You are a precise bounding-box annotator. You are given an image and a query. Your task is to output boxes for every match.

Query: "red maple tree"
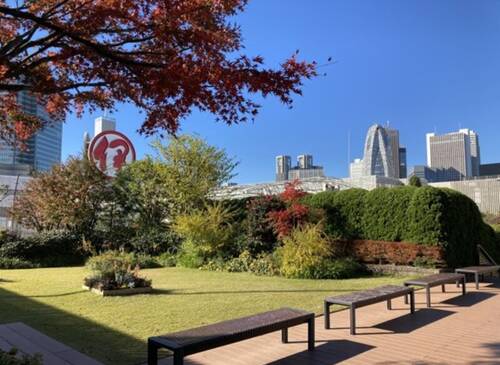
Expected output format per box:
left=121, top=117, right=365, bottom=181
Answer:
left=0, top=0, right=316, bottom=143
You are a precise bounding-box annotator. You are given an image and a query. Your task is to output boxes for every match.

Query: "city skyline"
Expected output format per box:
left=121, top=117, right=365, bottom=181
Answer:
left=60, top=0, right=500, bottom=183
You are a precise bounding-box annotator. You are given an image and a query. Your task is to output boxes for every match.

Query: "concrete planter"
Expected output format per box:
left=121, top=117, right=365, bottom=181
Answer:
left=82, top=285, right=153, bottom=297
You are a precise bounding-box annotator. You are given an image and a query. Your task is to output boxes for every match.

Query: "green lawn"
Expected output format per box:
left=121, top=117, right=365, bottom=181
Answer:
left=0, top=267, right=413, bottom=364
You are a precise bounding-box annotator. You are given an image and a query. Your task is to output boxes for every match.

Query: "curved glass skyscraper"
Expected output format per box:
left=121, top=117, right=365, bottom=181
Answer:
left=362, top=124, right=395, bottom=177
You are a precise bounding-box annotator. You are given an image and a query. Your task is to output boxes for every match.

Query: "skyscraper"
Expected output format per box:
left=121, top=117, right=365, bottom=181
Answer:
left=0, top=90, right=63, bottom=175
left=297, top=154, right=313, bottom=169
left=426, top=129, right=480, bottom=181
left=275, top=155, right=291, bottom=182
left=398, top=147, right=407, bottom=178
left=386, top=127, right=400, bottom=178
left=361, top=124, right=395, bottom=178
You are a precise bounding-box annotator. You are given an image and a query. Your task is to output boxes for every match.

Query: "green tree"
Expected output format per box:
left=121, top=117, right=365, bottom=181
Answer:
left=10, top=157, right=107, bottom=236
left=113, top=157, right=170, bottom=232
left=153, top=135, right=238, bottom=216
left=409, top=175, right=422, bottom=187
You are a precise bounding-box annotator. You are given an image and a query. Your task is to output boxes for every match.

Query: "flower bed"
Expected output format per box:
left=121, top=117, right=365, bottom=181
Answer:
left=83, top=251, right=152, bottom=296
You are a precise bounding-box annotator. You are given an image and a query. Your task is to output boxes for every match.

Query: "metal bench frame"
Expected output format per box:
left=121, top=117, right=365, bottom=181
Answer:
left=324, top=285, right=415, bottom=335
left=404, top=273, right=466, bottom=308
left=147, top=308, right=315, bottom=365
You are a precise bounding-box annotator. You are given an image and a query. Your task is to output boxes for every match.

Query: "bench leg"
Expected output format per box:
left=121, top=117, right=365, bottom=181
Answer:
left=475, top=272, right=480, bottom=290
left=324, top=301, right=331, bottom=329
left=281, top=327, right=288, bottom=343
left=387, top=299, right=392, bottom=310
left=147, top=340, right=158, bottom=365
left=349, top=305, right=356, bottom=335
left=462, top=277, right=466, bottom=295
left=441, top=284, right=445, bottom=293
left=426, top=287, right=431, bottom=308
left=173, top=350, right=184, bottom=365
left=410, top=290, right=415, bottom=314
left=404, top=284, right=409, bottom=304
left=455, top=270, right=460, bottom=287
left=308, top=317, right=315, bottom=351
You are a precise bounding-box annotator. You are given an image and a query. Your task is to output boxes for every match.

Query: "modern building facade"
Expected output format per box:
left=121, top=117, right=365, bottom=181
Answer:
left=426, top=129, right=480, bottom=181
left=0, top=90, right=63, bottom=175
left=480, top=163, right=500, bottom=177
left=275, top=154, right=324, bottom=181
left=275, top=155, right=291, bottom=182
left=398, top=147, right=407, bottom=178
left=361, top=124, right=395, bottom=178
left=349, top=158, right=364, bottom=179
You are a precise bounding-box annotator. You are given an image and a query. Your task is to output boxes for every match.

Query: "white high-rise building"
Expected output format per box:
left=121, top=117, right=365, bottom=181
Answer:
left=426, top=129, right=480, bottom=181
left=349, top=158, right=364, bottom=178
left=94, top=115, right=116, bottom=136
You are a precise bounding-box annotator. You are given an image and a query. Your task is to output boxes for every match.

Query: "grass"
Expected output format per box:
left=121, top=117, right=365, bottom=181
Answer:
left=0, top=267, right=413, bottom=364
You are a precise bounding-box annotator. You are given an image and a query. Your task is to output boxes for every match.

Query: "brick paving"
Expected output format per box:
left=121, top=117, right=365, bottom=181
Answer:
left=154, top=279, right=500, bottom=365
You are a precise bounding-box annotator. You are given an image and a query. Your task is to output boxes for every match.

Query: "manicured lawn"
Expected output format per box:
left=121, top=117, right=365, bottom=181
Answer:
left=0, top=267, right=413, bottom=364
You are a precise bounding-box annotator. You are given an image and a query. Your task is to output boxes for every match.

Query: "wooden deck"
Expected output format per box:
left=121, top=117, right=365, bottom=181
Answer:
left=154, top=279, right=500, bottom=365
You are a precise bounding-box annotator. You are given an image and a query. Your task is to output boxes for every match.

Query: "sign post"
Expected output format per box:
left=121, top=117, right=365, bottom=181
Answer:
left=88, top=130, right=136, bottom=177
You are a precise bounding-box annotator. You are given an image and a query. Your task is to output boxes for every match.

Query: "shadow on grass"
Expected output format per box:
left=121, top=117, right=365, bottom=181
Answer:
left=0, top=287, right=146, bottom=365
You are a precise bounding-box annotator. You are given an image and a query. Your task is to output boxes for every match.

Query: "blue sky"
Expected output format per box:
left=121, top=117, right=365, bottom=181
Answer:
left=62, top=0, right=500, bottom=183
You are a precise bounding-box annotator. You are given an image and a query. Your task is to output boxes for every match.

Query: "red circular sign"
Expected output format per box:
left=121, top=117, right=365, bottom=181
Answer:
left=88, top=130, right=136, bottom=177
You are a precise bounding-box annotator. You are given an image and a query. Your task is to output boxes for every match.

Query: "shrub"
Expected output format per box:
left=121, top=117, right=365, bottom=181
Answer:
left=244, top=195, right=284, bottom=255
left=362, top=187, right=416, bottom=241
left=268, top=181, right=309, bottom=238
left=0, top=231, right=83, bottom=267
left=85, top=251, right=151, bottom=290
left=128, top=229, right=182, bottom=256
left=201, top=250, right=280, bottom=276
left=0, top=348, right=43, bottom=365
left=409, top=175, right=422, bottom=187
left=278, top=223, right=332, bottom=279
left=156, top=252, right=177, bottom=267
left=177, top=240, right=205, bottom=268
left=131, top=254, right=162, bottom=269
left=303, top=188, right=367, bottom=239
left=0, top=257, right=36, bottom=269
left=308, top=258, right=366, bottom=279
left=173, top=203, right=234, bottom=259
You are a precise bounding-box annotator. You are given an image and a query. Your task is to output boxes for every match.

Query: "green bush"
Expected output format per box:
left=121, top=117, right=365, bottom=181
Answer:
left=177, top=240, right=205, bottom=268
left=85, top=251, right=151, bottom=290
left=201, top=250, right=280, bottom=276
left=128, top=229, right=181, bottom=256
left=0, top=348, right=43, bottom=365
left=156, top=252, right=177, bottom=267
left=173, top=203, right=234, bottom=260
left=308, top=257, right=366, bottom=279
left=0, top=231, right=83, bottom=267
left=362, top=187, right=416, bottom=241
left=278, top=223, right=332, bottom=279
left=303, top=189, right=367, bottom=239
left=0, top=257, right=36, bottom=269
left=244, top=196, right=284, bottom=255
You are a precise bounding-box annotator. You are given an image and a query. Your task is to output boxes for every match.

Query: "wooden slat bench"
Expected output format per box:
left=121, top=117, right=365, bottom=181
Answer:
left=455, top=266, right=500, bottom=290
left=147, top=308, right=315, bottom=365
left=404, top=273, right=466, bottom=307
left=324, top=285, right=415, bottom=335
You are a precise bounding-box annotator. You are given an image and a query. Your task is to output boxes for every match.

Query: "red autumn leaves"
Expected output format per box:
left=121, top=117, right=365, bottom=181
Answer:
left=0, top=0, right=316, bottom=143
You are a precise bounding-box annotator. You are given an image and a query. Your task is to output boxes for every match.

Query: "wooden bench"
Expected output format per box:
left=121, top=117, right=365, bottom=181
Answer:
left=324, top=285, right=415, bottom=335
left=455, top=266, right=500, bottom=290
left=404, top=273, right=466, bottom=307
left=147, top=308, right=315, bottom=365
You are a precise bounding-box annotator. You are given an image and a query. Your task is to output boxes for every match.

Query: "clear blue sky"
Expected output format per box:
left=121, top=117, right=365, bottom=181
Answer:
left=62, top=0, right=500, bottom=183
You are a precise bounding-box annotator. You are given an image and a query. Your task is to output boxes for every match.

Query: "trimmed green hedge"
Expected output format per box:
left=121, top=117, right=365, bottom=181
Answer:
left=301, top=186, right=499, bottom=268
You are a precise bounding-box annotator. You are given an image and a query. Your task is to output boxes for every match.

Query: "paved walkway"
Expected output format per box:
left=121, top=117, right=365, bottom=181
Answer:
left=0, top=322, right=103, bottom=365
left=154, top=279, right=500, bottom=365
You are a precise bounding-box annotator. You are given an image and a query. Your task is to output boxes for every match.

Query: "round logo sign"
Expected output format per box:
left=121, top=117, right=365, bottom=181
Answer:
left=88, top=130, right=136, bottom=177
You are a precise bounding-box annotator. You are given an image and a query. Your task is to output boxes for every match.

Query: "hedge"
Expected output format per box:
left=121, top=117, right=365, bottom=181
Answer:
left=302, top=186, right=499, bottom=268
